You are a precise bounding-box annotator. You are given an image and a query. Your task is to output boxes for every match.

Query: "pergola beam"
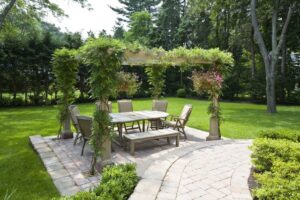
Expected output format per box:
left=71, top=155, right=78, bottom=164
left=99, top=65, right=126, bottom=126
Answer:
left=121, top=48, right=232, bottom=67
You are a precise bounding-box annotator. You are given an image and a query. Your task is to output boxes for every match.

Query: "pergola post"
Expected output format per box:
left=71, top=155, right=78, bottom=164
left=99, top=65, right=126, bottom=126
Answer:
left=96, top=99, right=112, bottom=166
left=61, top=113, right=73, bottom=139
left=207, top=94, right=221, bottom=140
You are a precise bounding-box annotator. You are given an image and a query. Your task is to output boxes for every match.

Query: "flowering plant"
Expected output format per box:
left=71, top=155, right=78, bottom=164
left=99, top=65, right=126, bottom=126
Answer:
left=191, top=70, right=223, bottom=119
left=191, top=70, right=224, bottom=140
left=191, top=70, right=223, bottom=98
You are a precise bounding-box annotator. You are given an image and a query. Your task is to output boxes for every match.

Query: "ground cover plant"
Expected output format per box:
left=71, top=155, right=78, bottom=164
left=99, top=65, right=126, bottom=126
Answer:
left=251, top=130, right=300, bottom=199
left=0, top=98, right=300, bottom=199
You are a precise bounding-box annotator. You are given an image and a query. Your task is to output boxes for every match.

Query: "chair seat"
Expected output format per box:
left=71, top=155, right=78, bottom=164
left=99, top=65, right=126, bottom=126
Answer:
left=164, top=120, right=177, bottom=127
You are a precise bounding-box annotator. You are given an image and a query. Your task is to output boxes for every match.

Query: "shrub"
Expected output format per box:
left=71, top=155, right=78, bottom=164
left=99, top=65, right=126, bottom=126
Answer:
left=250, top=138, right=300, bottom=172
left=55, top=164, right=138, bottom=200
left=29, top=95, right=44, bottom=105
left=176, top=88, right=186, bottom=98
left=253, top=160, right=300, bottom=200
left=11, top=97, right=24, bottom=106
left=0, top=97, right=12, bottom=106
left=58, top=192, right=102, bottom=200
left=259, top=129, right=300, bottom=143
left=94, top=163, right=138, bottom=200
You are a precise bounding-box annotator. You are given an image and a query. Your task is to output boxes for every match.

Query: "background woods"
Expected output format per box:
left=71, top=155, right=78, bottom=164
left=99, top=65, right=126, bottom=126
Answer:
left=1, top=0, right=300, bottom=110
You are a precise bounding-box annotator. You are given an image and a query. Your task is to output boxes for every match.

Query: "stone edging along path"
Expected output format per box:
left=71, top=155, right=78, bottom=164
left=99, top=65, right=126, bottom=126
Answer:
left=129, top=140, right=253, bottom=200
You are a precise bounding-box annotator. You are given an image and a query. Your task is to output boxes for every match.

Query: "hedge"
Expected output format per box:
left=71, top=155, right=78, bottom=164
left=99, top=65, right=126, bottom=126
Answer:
left=259, top=129, right=300, bottom=143
left=251, top=129, right=300, bottom=200
left=250, top=138, right=300, bottom=172
left=254, top=160, right=300, bottom=199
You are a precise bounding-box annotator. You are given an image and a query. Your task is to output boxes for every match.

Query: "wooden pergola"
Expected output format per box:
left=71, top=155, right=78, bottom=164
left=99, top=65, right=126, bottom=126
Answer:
left=54, top=40, right=233, bottom=170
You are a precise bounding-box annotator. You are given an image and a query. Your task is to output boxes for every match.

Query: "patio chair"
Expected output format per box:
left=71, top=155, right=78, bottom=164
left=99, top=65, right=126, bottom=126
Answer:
left=118, top=100, right=141, bottom=133
left=68, top=105, right=82, bottom=145
left=163, top=104, right=193, bottom=139
left=76, top=116, right=93, bottom=156
left=148, top=100, right=168, bottom=130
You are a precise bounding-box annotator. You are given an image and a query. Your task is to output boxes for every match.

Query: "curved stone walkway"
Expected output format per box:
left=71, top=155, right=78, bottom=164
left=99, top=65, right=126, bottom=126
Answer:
left=130, top=140, right=253, bottom=200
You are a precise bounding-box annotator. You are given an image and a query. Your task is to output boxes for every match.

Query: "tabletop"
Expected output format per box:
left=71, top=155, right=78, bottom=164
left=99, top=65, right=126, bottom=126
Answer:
left=109, top=110, right=169, bottom=124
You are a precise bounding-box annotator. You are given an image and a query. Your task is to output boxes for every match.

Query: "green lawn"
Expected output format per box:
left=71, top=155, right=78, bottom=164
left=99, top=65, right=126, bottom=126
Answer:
left=0, top=97, right=299, bottom=199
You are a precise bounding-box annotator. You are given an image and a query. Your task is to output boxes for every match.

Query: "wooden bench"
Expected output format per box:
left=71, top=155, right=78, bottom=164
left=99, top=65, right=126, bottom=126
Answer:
left=123, top=129, right=180, bottom=155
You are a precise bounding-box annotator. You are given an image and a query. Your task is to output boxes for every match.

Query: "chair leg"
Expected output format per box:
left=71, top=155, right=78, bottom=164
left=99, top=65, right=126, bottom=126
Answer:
left=181, top=127, right=187, bottom=139
left=74, top=133, right=80, bottom=145
left=124, top=123, right=128, bottom=134
left=81, top=139, right=87, bottom=156
left=176, top=134, right=179, bottom=147
left=137, top=121, right=142, bottom=132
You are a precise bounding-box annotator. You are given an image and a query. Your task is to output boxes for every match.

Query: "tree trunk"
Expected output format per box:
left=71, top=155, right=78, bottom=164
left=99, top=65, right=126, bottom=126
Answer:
left=250, top=27, right=256, bottom=79
left=251, top=0, right=293, bottom=113
left=25, top=90, right=28, bottom=105
left=216, top=14, right=220, bottom=47
left=0, top=0, right=17, bottom=30
left=280, top=33, right=287, bottom=102
left=79, top=73, right=85, bottom=99
left=266, top=71, right=277, bottom=113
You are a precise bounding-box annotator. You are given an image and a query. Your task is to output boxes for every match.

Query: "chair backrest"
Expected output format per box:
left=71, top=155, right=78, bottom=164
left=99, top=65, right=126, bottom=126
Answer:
left=152, top=100, right=168, bottom=112
left=69, top=105, right=81, bottom=132
left=95, top=101, right=112, bottom=113
left=179, top=104, right=193, bottom=125
left=118, top=100, right=133, bottom=113
left=76, top=116, right=92, bottom=139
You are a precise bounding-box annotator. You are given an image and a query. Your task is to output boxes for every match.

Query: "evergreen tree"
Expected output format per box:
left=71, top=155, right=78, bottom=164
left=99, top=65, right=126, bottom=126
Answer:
left=110, top=0, right=161, bottom=22
left=113, top=21, right=125, bottom=39
left=125, top=11, right=153, bottom=47
left=155, top=0, right=181, bottom=50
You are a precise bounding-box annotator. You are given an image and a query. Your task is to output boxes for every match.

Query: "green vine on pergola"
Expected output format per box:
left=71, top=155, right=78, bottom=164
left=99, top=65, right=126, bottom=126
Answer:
left=52, top=37, right=233, bottom=174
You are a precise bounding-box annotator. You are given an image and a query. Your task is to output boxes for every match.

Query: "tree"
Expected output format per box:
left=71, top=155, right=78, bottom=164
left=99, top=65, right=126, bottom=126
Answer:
left=251, top=0, right=295, bottom=113
left=113, top=21, right=125, bottom=39
left=125, top=11, right=153, bottom=46
left=0, top=0, right=89, bottom=30
left=110, top=0, right=161, bottom=22
left=155, top=0, right=181, bottom=50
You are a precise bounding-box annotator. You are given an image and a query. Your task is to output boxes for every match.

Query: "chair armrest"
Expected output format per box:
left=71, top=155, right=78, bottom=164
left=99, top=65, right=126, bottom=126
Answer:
left=169, top=115, right=179, bottom=120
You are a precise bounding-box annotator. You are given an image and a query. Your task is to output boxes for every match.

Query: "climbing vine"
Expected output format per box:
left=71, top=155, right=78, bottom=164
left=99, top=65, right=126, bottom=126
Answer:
left=52, top=48, right=79, bottom=138
left=79, top=37, right=125, bottom=174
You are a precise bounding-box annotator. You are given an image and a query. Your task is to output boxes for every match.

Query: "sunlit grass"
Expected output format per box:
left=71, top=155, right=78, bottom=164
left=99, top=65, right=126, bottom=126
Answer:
left=0, top=97, right=299, bottom=199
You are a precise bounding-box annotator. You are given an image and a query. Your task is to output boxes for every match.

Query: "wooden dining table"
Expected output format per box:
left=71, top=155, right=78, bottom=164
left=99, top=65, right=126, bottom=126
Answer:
left=109, top=110, right=169, bottom=137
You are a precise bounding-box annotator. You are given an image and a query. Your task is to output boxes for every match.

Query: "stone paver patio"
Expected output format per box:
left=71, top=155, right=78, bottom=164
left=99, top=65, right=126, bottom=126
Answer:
left=30, top=127, right=253, bottom=199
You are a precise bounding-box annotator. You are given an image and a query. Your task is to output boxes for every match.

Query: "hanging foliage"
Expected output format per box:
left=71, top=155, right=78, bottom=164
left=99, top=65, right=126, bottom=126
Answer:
left=79, top=37, right=125, bottom=174
left=145, top=65, right=166, bottom=99
left=52, top=48, right=79, bottom=137
left=123, top=46, right=233, bottom=68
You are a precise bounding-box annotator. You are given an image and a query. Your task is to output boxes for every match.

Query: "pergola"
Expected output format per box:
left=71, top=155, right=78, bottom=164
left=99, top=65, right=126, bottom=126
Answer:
left=53, top=37, right=233, bottom=173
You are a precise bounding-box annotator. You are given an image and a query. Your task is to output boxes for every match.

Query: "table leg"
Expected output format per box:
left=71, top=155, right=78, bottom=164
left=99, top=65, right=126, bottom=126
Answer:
left=117, top=123, right=123, bottom=140
left=142, top=120, right=145, bottom=132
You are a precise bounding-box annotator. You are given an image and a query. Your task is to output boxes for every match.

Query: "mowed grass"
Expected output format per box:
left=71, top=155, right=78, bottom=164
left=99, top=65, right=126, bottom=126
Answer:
left=0, top=97, right=300, bottom=199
